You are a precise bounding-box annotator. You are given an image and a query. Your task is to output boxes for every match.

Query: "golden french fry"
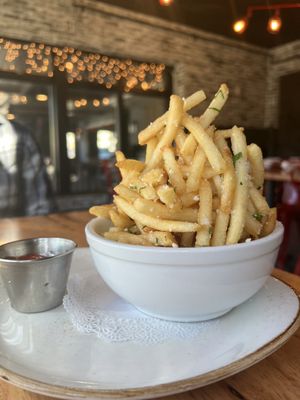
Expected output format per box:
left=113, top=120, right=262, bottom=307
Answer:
left=114, top=184, right=140, bottom=203
left=162, top=147, right=186, bottom=194
left=214, top=131, right=236, bottom=214
left=175, top=128, right=187, bottom=152
left=219, top=165, right=235, bottom=214
left=226, top=127, right=249, bottom=244
left=115, top=151, right=126, bottom=180
left=89, top=204, right=115, bottom=218
left=138, top=90, right=206, bottom=145
left=181, top=122, right=216, bottom=163
left=109, top=209, right=134, bottom=229
left=145, top=95, right=184, bottom=170
left=140, top=185, right=159, bottom=201
left=104, top=231, right=152, bottom=246
left=248, top=198, right=256, bottom=213
left=138, top=114, right=166, bottom=146
left=186, top=146, right=206, bottom=193
left=128, top=180, right=158, bottom=201
left=181, top=85, right=229, bottom=160
left=133, top=198, right=198, bottom=222
left=145, top=136, right=158, bottom=163
left=116, top=159, right=145, bottom=172
left=247, top=143, right=264, bottom=192
left=143, top=231, right=177, bottom=247
left=180, top=192, right=199, bottom=207
left=215, top=127, right=244, bottom=139
left=211, top=133, right=236, bottom=246
left=196, top=179, right=213, bottom=247
left=245, top=212, right=263, bottom=238
left=261, top=208, right=277, bottom=237
left=180, top=164, right=191, bottom=179
left=206, top=125, right=216, bottom=138
left=249, top=184, right=270, bottom=215
left=115, top=150, right=125, bottom=162
left=182, top=114, right=225, bottom=173
left=114, top=196, right=198, bottom=232
left=183, top=90, right=207, bottom=111
left=212, top=175, right=222, bottom=198
left=180, top=134, right=197, bottom=163
left=156, top=184, right=181, bottom=209
left=141, top=168, right=167, bottom=186
left=202, top=166, right=219, bottom=179
left=199, top=84, right=229, bottom=128
left=109, top=227, right=123, bottom=232
left=211, top=211, right=230, bottom=246
left=120, top=169, right=140, bottom=186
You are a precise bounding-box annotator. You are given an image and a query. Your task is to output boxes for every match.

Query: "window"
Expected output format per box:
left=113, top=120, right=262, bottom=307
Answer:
left=0, top=37, right=171, bottom=215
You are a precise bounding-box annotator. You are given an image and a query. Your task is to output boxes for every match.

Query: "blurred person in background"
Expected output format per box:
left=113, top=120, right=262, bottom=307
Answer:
left=0, top=91, right=55, bottom=217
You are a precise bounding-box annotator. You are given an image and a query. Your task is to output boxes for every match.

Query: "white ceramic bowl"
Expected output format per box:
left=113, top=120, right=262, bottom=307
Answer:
left=85, top=218, right=284, bottom=322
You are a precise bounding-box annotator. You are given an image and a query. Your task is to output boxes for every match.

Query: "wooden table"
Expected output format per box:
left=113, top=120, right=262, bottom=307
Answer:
left=265, top=171, right=293, bottom=183
left=0, top=211, right=299, bottom=400
left=265, top=170, right=300, bottom=183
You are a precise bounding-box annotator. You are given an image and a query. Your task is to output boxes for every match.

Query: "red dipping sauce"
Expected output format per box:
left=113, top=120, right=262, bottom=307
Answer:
left=4, top=253, right=51, bottom=261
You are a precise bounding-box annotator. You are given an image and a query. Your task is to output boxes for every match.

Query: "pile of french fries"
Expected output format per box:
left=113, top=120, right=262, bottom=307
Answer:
left=90, top=84, right=276, bottom=247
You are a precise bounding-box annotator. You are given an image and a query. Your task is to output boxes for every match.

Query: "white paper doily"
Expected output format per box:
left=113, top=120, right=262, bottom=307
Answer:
left=63, top=249, right=219, bottom=344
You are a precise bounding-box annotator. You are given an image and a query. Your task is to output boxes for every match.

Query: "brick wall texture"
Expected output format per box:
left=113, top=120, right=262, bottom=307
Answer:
left=0, top=0, right=298, bottom=129
left=265, top=41, right=300, bottom=128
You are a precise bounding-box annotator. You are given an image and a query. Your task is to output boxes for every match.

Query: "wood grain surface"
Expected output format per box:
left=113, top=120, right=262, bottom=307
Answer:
left=0, top=211, right=299, bottom=400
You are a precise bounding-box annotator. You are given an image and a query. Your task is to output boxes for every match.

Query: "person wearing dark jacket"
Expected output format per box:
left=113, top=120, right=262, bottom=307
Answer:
left=0, top=91, right=55, bottom=217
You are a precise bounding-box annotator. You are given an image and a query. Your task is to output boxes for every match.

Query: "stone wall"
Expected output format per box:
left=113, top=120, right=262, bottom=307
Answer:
left=0, top=0, right=270, bottom=129
left=265, top=40, right=300, bottom=128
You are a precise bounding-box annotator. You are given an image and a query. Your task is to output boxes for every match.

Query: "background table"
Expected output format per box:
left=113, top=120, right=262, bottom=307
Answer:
left=265, top=170, right=300, bottom=183
left=0, top=211, right=299, bottom=400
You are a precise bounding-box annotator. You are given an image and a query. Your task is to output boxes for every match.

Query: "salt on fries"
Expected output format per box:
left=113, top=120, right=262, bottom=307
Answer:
left=89, top=84, right=276, bottom=247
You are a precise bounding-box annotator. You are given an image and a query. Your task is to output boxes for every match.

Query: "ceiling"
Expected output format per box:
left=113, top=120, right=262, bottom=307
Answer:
left=98, top=0, right=300, bottom=48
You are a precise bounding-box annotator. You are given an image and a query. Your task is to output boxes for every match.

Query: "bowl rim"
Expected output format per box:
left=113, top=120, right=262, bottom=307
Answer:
left=0, top=237, right=77, bottom=263
left=86, top=217, right=284, bottom=254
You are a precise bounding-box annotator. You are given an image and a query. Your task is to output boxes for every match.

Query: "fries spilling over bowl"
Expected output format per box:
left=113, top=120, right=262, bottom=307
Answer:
left=90, top=84, right=276, bottom=248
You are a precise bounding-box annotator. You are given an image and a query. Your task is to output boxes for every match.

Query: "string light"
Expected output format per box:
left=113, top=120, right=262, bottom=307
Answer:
left=65, top=61, right=74, bottom=71
left=232, top=3, right=300, bottom=35
left=20, top=96, right=27, bottom=104
left=102, top=97, right=110, bottom=106
left=141, top=82, right=149, bottom=91
left=233, top=18, right=248, bottom=34
left=0, top=37, right=166, bottom=93
left=93, top=99, right=100, bottom=107
left=159, top=0, right=173, bottom=6
left=36, top=94, right=48, bottom=102
left=267, top=10, right=282, bottom=34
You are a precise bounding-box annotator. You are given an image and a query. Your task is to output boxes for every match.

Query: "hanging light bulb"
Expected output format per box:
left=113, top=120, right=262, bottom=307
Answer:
left=267, top=10, right=282, bottom=34
left=232, top=17, right=248, bottom=34
left=159, top=0, right=173, bottom=6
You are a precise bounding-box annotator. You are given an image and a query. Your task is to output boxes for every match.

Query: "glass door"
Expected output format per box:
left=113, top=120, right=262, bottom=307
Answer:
left=0, top=76, right=57, bottom=217
left=65, top=87, right=119, bottom=196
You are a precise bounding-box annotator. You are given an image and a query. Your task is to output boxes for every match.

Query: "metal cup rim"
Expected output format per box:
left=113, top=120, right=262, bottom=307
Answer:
left=0, top=237, right=77, bottom=264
